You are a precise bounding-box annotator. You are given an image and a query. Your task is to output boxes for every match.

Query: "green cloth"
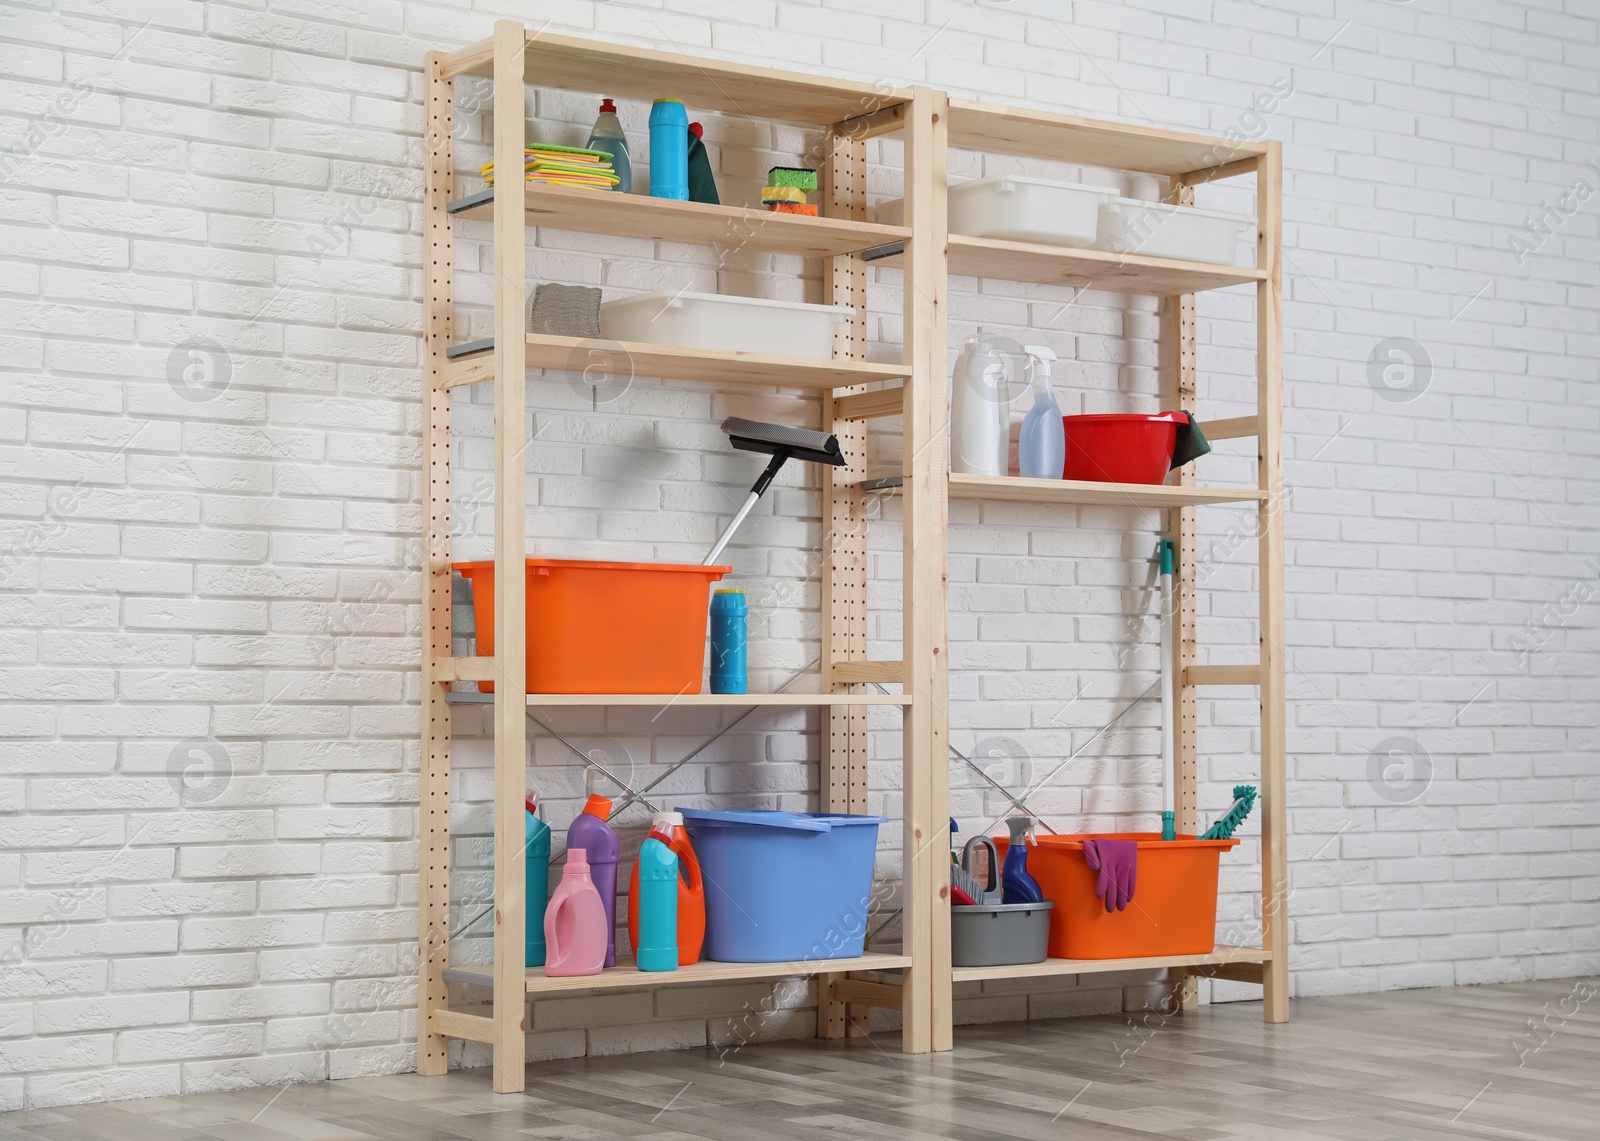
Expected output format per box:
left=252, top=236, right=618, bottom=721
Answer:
left=687, top=131, right=719, bottom=205
left=1170, top=410, right=1212, bottom=470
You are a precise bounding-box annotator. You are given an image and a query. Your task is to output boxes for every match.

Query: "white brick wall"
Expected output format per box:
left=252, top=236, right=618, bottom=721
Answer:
left=1, top=0, right=1597, bottom=1112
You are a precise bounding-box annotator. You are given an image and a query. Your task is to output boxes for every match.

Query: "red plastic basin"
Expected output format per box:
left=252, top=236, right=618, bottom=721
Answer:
left=1062, top=413, right=1181, bottom=484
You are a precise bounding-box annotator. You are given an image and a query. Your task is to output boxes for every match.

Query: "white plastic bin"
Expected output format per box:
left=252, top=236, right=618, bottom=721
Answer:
left=599, top=291, right=853, bottom=359
left=877, top=176, right=1118, bottom=246
left=1094, top=197, right=1255, bottom=265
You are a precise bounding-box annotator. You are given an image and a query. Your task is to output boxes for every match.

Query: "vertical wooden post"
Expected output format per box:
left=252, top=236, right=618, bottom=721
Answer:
left=489, top=19, right=529, bottom=1092
left=1256, top=142, right=1290, bottom=1024
left=1162, top=178, right=1201, bottom=1014
left=417, top=51, right=455, bottom=1078
left=819, top=127, right=872, bottom=1040
left=900, top=86, right=951, bottom=1055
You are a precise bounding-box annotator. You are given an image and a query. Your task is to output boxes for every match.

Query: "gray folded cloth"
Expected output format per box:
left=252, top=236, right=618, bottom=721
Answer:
left=527, top=283, right=601, bottom=338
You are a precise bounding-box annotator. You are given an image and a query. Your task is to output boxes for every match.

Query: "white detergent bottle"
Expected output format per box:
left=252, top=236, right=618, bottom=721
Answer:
left=1018, top=345, right=1063, bottom=479
left=950, top=333, right=1009, bottom=476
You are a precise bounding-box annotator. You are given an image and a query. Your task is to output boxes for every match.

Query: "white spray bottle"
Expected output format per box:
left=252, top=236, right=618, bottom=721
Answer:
left=1018, top=345, right=1063, bottom=479
left=950, top=333, right=1009, bottom=476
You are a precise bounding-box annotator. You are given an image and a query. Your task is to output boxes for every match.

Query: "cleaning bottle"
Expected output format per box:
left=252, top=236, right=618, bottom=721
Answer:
left=685, top=121, right=718, bottom=204
left=1018, top=345, right=1064, bottom=479
left=950, top=333, right=1010, bottom=476
left=709, top=589, right=747, bottom=695
left=648, top=98, right=689, bottom=200
left=1002, top=815, right=1044, bottom=904
left=627, top=811, right=706, bottom=965
left=585, top=98, right=632, bottom=193
left=633, top=824, right=680, bottom=972
left=524, top=793, right=552, bottom=967
left=567, top=794, right=620, bottom=967
left=543, top=848, right=608, bottom=977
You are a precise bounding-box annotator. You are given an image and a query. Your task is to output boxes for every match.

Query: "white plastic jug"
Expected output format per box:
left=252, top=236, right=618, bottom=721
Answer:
left=950, top=334, right=1014, bottom=476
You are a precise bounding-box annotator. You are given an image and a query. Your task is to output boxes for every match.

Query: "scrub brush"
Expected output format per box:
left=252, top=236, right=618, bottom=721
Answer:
left=1200, top=785, right=1257, bottom=840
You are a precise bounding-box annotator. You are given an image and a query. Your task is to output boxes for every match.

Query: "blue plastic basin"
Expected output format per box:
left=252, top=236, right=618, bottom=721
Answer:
left=678, top=809, right=888, bottom=963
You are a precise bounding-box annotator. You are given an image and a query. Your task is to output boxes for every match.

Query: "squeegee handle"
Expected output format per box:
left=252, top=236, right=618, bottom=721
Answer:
left=703, top=453, right=791, bottom=566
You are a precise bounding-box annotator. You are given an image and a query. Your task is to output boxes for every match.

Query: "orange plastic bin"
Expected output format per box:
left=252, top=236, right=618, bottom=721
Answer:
left=454, top=559, right=730, bottom=694
left=996, top=832, right=1238, bottom=959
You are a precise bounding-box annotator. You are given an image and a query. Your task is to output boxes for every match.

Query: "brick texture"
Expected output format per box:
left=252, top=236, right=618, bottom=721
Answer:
left=0, top=0, right=1596, bottom=1111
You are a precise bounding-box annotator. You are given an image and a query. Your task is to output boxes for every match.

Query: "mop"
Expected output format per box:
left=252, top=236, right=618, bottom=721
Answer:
left=1158, top=539, right=1177, bottom=841
left=703, top=417, right=845, bottom=565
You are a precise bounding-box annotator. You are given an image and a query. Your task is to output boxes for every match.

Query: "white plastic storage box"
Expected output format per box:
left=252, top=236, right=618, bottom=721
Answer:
left=599, top=291, right=853, bottom=359
left=1094, top=197, right=1255, bottom=265
left=877, top=176, right=1117, bottom=246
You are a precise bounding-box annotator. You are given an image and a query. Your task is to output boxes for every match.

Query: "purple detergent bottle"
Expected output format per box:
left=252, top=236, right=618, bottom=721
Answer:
left=1002, top=815, right=1044, bottom=905
left=568, top=794, right=620, bottom=967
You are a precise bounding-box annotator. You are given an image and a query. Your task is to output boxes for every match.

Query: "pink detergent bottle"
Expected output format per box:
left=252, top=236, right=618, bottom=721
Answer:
left=543, top=848, right=608, bottom=977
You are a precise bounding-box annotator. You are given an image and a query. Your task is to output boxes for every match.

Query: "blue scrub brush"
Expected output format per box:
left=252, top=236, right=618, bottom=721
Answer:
left=1200, top=785, right=1257, bottom=840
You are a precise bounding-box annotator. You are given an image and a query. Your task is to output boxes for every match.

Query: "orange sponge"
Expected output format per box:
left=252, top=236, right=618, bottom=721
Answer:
left=766, top=202, right=818, bottom=216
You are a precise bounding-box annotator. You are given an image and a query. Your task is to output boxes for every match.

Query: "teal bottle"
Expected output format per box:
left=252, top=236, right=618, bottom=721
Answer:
left=524, top=795, right=552, bottom=967
left=709, top=589, right=747, bottom=695
left=634, top=831, right=679, bottom=972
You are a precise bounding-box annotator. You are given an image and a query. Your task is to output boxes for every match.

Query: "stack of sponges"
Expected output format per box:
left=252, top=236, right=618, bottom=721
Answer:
left=482, top=144, right=619, bottom=191
left=762, top=166, right=818, bottom=215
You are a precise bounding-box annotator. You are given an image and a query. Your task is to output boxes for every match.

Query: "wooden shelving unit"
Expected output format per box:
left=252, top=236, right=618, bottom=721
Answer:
left=418, top=23, right=1287, bottom=1096
left=419, top=23, right=943, bottom=1096
left=928, top=101, right=1288, bottom=1044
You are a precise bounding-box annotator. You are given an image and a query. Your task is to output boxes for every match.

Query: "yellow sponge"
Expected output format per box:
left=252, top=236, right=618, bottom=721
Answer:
left=760, top=185, right=809, bottom=205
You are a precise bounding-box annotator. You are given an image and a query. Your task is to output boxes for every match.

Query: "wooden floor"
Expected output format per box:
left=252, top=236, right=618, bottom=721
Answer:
left=2, top=980, right=1595, bottom=1139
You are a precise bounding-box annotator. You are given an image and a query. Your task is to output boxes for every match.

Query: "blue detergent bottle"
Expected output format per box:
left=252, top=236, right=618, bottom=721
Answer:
left=634, top=827, right=680, bottom=972
left=524, top=793, right=552, bottom=966
left=709, top=589, right=747, bottom=695
left=648, top=99, right=689, bottom=200
left=1002, top=815, right=1044, bottom=904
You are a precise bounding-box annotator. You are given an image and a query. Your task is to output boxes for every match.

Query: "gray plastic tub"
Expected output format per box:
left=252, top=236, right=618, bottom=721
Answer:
left=950, top=900, right=1053, bottom=967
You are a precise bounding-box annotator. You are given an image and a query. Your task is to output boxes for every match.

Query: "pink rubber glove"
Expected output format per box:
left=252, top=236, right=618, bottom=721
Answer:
left=1081, top=838, right=1138, bottom=913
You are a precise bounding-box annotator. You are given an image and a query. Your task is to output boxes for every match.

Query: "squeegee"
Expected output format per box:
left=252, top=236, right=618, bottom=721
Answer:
left=704, top=417, right=845, bottom=565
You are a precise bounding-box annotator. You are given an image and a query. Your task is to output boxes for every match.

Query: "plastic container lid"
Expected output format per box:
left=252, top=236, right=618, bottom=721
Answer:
left=599, top=98, right=617, bottom=113
left=584, top=793, right=613, bottom=821
left=1102, top=197, right=1255, bottom=225
left=651, top=810, right=685, bottom=828
left=678, top=808, right=888, bottom=833
left=714, top=589, right=744, bottom=595
left=653, top=98, right=684, bottom=105
left=955, top=174, right=1119, bottom=196
left=566, top=848, right=590, bottom=868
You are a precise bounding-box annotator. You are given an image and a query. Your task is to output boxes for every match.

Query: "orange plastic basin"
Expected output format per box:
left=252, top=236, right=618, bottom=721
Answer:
left=996, top=831, right=1238, bottom=959
left=454, top=559, right=730, bottom=694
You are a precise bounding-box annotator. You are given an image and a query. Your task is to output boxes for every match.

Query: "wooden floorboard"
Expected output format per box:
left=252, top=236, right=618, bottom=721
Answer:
left=1, top=980, right=1596, bottom=1140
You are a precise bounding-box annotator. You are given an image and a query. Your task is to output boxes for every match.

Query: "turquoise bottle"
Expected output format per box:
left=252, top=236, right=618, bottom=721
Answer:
left=633, top=827, right=679, bottom=972
left=648, top=98, right=689, bottom=200
left=524, top=794, right=552, bottom=967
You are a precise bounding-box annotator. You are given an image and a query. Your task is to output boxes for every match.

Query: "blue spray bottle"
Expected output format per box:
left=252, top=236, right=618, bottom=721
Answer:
left=633, top=823, right=679, bottom=972
left=524, top=793, right=552, bottom=967
left=1002, top=815, right=1044, bottom=904
left=1018, top=346, right=1063, bottom=479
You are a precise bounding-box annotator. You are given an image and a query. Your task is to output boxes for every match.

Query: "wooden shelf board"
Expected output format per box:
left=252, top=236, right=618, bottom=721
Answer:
left=949, top=473, right=1266, bottom=509
left=521, top=691, right=911, bottom=707
left=438, top=334, right=907, bottom=393
left=951, top=945, right=1272, bottom=984
left=947, top=98, right=1268, bottom=176
left=441, top=31, right=913, bottom=126
left=443, top=952, right=911, bottom=995
left=947, top=234, right=1265, bottom=294
left=449, top=184, right=910, bottom=259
